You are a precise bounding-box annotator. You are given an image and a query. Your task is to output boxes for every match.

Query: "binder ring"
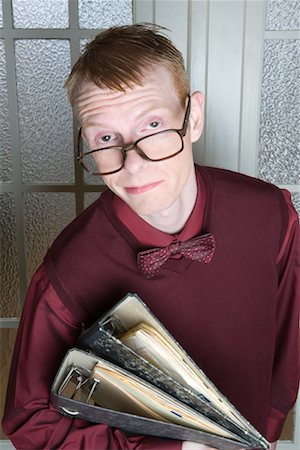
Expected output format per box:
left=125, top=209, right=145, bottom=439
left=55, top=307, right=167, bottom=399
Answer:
left=61, top=406, right=80, bottom=416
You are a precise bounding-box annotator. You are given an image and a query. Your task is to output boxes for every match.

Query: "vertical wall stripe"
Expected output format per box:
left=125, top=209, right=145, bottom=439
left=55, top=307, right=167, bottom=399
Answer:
left=133, top=0, right=154, bottom=23
left=239, top=0, right=266, bottom=176
left=154, top=0, right=189, bottom=63
left=205, top=0, right=245, bottom=170
left=189, top=0, right=209, bottom=165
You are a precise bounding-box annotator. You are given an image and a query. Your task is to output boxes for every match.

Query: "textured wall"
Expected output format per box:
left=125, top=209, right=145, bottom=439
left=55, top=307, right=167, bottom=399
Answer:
left=0, top=0, right=132, bottom=318
left=258, top=0, right=300, bottom=214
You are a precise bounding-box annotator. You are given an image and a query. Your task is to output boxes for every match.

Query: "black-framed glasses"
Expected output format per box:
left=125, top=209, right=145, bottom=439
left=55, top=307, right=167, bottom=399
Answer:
left=77, top=96, right=191, bottom=176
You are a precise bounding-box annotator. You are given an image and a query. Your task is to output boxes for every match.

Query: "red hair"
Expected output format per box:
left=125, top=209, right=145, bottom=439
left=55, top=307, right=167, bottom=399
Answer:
left=65, top=23, right=190, bottom=108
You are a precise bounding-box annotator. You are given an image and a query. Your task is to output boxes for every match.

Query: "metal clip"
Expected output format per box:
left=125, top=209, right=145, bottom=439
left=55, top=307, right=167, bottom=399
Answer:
left=58, top=366, right=90, bottom=400
left=86, top=377, right=101, bottom=404
left=103, top=315, right=126, bottom=335
left=58, top=364, right=101, bottom=406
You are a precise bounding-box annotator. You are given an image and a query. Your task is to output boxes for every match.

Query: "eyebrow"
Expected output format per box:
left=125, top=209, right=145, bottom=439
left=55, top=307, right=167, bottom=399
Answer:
left=83, top=105, right=174, bottom=131
left=83, top=122, right=110, bottom=130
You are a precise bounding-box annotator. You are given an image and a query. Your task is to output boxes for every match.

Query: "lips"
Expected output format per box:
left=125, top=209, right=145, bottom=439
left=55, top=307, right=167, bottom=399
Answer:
left=124, top=181, right=162, bottom=195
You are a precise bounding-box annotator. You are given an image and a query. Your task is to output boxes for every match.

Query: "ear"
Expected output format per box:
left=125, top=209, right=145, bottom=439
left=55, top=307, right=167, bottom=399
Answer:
left=189, top=91, right=205, bottom=143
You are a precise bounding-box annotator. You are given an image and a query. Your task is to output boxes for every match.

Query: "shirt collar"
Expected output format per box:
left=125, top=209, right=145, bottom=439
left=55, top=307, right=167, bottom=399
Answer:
left=113, top=168, right=206, bottom=248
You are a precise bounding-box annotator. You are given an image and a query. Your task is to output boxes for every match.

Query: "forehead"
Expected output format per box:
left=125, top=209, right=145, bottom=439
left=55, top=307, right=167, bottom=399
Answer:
left=75, top=66, right=182, bottom=124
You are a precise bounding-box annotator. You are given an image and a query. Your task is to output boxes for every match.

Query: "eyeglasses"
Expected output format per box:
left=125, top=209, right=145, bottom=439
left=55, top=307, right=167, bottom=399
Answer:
left=77, top=96, right=191, bottom=176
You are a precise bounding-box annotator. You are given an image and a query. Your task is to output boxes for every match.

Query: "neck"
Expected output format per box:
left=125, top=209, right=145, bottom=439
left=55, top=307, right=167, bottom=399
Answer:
left=140, top=169, right=198, bottom=234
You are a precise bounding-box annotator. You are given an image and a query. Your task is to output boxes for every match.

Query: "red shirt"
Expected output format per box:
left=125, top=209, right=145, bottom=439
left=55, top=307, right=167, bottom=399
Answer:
left=3, top=168, right=299, bottom=449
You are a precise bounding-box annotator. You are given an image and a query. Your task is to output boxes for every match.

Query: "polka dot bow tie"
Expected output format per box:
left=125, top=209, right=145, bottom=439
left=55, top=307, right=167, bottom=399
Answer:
left=137, top=233, right=216, bottom=279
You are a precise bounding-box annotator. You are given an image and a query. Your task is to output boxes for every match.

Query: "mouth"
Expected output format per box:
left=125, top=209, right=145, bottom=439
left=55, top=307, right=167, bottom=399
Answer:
left=124, top=181, right=162, bottom=195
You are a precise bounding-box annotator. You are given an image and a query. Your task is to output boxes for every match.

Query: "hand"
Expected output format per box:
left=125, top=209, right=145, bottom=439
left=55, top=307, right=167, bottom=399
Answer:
left=182, top=442, right=218, bottom=450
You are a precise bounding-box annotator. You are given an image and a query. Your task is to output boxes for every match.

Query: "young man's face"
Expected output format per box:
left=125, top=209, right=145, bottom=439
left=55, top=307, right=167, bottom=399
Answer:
left=76, top=66, right=204, bottom=219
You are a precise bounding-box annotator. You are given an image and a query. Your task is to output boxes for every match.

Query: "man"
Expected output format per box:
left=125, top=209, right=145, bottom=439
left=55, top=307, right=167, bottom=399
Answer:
left=3, top=24, right=299, bottom=450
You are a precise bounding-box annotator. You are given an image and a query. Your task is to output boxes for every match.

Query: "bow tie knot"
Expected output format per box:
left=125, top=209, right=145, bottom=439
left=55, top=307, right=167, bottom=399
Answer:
left=137, top=233, right=216, bottom=279
left=169, top=241, right=180, bottom=255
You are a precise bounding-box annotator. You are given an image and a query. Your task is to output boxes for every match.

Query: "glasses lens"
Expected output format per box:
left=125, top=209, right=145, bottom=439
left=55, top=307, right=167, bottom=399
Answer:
left=78, top=130, right=183, bottom=175
left=138, top=130, right=182, bottom=161
left=80, top=140, right=124, bottom=175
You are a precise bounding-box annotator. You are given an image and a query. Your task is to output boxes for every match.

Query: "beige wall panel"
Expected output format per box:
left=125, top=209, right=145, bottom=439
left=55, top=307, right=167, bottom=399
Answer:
left=154, top=0, right=189, bottom=63
left=190, top=0, right=209, bottom=164
left=239, top=0, right=265, bottom=176
left=134, top=0, right=154, bottom=23
left=205, top=0, right=244, bottom=170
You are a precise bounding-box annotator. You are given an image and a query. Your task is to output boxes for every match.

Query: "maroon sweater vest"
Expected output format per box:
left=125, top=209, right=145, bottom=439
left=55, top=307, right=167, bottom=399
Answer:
left=44, top=165, right=288, bottom=436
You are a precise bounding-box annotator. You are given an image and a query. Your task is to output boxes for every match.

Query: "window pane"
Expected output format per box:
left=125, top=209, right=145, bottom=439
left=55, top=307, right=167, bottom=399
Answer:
left=0, top=40, right=13, bottom=182
left=24, top=192, right=76, bottom=280
left=15, top=39, right=74, bottom=184
left=84, top=192, right=101, bottom=209
left=12, top=0, right=69, bottom=29
left=0, top=193, right=20, bottom=318
left=291, top=192, right=300, bottom=217
left=266, top=0, right=300, bottom=31
left=78, top=0, right=132, bottom=29
left=258, top=39, right=300, bottom=184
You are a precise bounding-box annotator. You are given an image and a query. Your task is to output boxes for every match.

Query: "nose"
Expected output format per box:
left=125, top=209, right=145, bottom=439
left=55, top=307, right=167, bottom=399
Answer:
left=123, top=146, right=147, bottom=174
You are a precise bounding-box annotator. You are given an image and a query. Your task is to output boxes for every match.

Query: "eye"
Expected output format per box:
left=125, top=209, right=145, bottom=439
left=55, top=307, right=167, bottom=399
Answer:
left=101, top=135, right=112, bottom=143
left=149, top=121, right=160, bottom=129
left=95, top=134, right=114, bottom=147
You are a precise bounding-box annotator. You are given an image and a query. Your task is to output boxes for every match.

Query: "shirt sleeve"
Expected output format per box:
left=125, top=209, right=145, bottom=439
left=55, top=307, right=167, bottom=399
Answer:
left=266, top=190, right=300, bottom=442
left=2, top=264, right=181, bottom=450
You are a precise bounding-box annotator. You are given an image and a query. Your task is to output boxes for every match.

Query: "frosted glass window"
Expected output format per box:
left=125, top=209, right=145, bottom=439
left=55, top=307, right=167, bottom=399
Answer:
left=0, top=40, right=13, bottom=182
left=291, top=192, right=300, bottom=217
left=24, top=192, right=76, bottom=280
left=15, top=40, right=74, bottom=184
left=12, top=0, right=69, bottom=29
left=79, top=0, right=132, bottom=29
left=0, top=193, right=20, bottom=318
left=84, top=191, right=102, bottom=209
left=80, top=38, right=90, bottom=52
left=258, top=39, right=300, bottom=184
left=84, top=170, right=104, bottom=185
left=266, top=0, right=300, bottom=31
left=0, top=0, right=3, bottom=28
